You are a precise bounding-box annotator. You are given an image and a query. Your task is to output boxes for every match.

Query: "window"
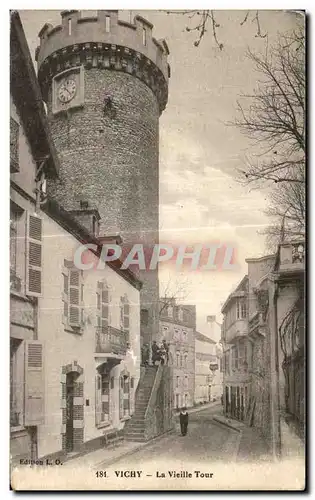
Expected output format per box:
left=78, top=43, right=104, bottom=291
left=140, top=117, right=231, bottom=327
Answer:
left=175, top=394, right=179, bottom=408
left=119, top=374, right=131, bottom=419
left=92, top=216, right=98, bottom=236
left=95, top=371, right=111, bottom=426
left=97, top=282, right=109, bottom=332
left=236, top=299, right=247, bottom=319
left=105, top=15, right=111, bottom=33
left=176, top=352, right=180, bottom=367
left=182, top=330, right=187, bottom=342
left=180, top=353, right=183, bottom=367
left=167, top=306, right=173, bottom=318
left=63, top=262, right=84, bottom=330
left=184, top=353, right=188, bottom=368
left=141, top=309, right=149, bottom=326
left=10, top=117, right=19, bottom=173
left=142, top=27, right=147, bottom=45
left=178, top=309, right=184, bottom=321
left=174, top=328, right=180, bottom=340
left=184, top=376, right=188, bottom=389
left=185, top=394, right=188, bottom=406
left=68, top=18, right=72, bottom=36
left=176, top=376, right=180, bottom=388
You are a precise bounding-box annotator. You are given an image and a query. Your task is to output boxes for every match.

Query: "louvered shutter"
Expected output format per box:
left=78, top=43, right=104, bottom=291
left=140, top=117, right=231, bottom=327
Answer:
left=95, top=374, right=102, bottom=426
left=101, top=286, right=109, bottom=333
left=62, top=269, right=69, bottom=324
left=119, top=377, right=124, bottom=419
left=26, top=213, right=42, bottom=297
left=69, top=269, right=80, bottom=327
left=24, top=341, right=44, bottom=425
left=123, top=301, right=129, bottom=332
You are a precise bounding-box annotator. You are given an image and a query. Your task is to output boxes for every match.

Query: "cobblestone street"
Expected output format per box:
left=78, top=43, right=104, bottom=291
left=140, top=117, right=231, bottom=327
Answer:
left=96, top=404, right=239, bottom=469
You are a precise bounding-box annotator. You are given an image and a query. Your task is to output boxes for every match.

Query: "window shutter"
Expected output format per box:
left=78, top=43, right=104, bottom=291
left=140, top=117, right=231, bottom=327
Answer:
left=26, top=213, right=42, bottom=297
left=69, top=269, right=80, bottom=327
left=95, top=374, right=102, bottom=426
left=119, top=377, right=124, bottom=419
left=24, top=341, right=44, bottom=425
left=62, top=269, right=69, bottom=324
left=123, top=301, right=130, bottom=332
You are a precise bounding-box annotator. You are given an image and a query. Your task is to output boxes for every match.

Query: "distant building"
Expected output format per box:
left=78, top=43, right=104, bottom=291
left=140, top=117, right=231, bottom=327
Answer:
left=159, top=299, right=196, bottom=409
left=195, top=315, right=223, bottom=404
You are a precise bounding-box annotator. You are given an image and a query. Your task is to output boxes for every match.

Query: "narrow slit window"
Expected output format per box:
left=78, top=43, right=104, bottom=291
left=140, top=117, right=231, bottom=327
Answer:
left=142, top=28, right=146, bottom=46
left=105, top=16, right=111, bottom=33
left=68, top=19, right=72, bottom=36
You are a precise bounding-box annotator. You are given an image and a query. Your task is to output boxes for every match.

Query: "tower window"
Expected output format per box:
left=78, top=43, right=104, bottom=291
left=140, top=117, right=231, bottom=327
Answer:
left=105, top=16, right=111, bottom=33
left=142, top=28, right=147, bottom=46
left=68, top=19, right=72, bottom=36
left=80, top=200, right=89, bottom=210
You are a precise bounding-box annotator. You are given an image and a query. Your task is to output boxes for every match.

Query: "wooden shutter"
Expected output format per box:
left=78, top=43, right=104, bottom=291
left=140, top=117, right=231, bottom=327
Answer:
left=101, top=286, right=109, bottom=332
left=26, top=213, right=42, bottom=297
left=119, top=377, right=124, bottom=419
left=62, top=269, right=69, bottom=324
left=24, top=341, right=44, bottom=425
left=95, top=374, right=102, bottom=426
left=69, top=269, right=80, bottom=327
left=123, top=300, right=130, bottom=332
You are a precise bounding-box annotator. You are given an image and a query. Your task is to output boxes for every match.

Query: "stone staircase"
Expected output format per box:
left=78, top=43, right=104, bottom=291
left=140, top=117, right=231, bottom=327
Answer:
left=124, top=365, right=158, bottom=442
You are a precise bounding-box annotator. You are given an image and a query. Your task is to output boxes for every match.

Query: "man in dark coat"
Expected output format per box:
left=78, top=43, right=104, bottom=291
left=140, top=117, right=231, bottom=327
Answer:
left=151, top=341, right=159, bottom=365
left=179, top=407, right=189, bottom=436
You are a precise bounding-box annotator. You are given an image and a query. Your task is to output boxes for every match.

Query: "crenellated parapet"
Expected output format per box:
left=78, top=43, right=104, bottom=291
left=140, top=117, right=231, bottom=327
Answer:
left=36, top=10, right=170, bottom=113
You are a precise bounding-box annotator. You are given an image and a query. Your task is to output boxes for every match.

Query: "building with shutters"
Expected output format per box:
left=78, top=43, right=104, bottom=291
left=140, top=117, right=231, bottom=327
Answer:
left=10, top=11, right=142, bottom=464
left=194, top=326, right=223, bottom=404
left=10, top=11, right=60, bottom=463
left=159, top=299, right=196, bottom=409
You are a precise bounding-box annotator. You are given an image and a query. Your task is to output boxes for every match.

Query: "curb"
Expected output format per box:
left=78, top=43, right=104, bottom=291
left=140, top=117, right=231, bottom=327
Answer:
left=94, top=428, right=175, bottom=469
left=212, top=416, right=243, bottom=433
left=211, top=416, right=243, bottom=462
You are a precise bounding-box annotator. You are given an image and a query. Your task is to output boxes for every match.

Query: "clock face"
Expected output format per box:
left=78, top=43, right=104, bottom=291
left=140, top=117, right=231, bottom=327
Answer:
left=58, top=78, right=77, bottom=103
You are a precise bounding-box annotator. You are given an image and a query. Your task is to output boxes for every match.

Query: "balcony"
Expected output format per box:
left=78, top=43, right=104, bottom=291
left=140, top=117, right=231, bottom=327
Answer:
left=95, top=326, right=128, bottom=358
left=278, top=241, right=305, bottom=276
left=225, top=319, right=247, bottom=344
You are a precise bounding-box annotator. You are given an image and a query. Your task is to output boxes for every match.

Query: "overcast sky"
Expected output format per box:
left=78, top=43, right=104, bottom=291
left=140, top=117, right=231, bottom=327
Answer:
left=20, top=9, right=301, bottom=332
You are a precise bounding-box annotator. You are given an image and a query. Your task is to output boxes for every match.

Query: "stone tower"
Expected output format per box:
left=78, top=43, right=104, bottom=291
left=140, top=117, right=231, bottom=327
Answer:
left=36, top=10, right=170, bottom=344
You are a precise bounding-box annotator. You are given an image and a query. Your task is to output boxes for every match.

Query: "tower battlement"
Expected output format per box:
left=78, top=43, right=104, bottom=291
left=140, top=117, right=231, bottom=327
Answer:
left=36, top=10, right=170, bottom=112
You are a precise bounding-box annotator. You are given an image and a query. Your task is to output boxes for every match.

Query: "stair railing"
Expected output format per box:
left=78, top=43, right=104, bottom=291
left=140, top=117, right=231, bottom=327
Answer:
left=144, top=363, right=164, bottom=433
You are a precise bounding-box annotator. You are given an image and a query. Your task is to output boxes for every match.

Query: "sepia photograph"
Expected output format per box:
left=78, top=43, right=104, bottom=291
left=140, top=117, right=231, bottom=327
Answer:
left=9, top=6, right=305, bottom=491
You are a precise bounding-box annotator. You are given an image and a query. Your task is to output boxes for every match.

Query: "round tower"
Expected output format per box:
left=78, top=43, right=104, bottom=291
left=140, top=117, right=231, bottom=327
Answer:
left=36, top=10, right=170, bottom=343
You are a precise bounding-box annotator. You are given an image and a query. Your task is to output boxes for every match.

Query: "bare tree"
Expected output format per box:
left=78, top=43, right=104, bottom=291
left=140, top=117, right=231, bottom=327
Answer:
left=236, top=27, right=305, bottom=185
left=234, top=27, right=305, bottom=244
left=159, top=275, right=191, bottom=316
left=166, top=10, right=267, bottom=49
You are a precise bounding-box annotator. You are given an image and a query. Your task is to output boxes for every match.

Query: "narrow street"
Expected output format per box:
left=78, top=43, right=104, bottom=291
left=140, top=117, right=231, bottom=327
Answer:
left=97, top=404, right=239, bottom=469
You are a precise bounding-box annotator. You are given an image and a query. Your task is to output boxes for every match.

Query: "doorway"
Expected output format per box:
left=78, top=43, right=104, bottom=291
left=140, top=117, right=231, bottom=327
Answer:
left=65, top=372, right=76, bottom=453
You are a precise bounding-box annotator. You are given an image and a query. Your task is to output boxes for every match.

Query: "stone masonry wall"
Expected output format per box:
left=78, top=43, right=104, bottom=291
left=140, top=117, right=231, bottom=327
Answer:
left=46, top=67, right=160, bottom=341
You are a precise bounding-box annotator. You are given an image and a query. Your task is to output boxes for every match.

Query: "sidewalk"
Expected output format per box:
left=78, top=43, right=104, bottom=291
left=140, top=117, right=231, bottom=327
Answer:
left=63, top=430, right=175, bottom=470
left=212, top=414, right=271, bottom=462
